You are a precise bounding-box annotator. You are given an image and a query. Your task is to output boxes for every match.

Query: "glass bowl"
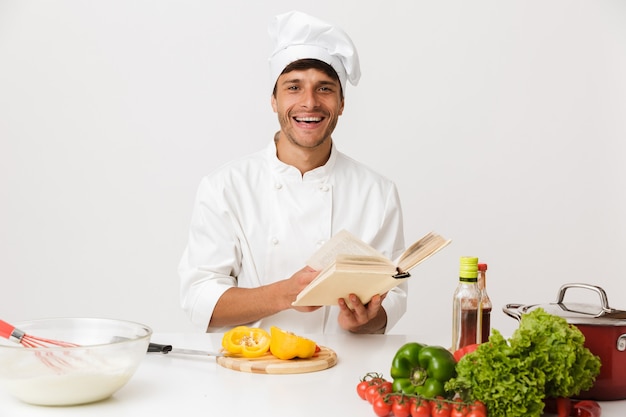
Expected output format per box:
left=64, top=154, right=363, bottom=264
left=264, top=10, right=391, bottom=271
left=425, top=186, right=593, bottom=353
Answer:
left=0, top=317, right=152, bottom=406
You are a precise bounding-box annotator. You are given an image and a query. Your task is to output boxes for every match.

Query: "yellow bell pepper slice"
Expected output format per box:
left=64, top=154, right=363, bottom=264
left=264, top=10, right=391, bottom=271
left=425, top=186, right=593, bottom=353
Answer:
left=269, top=326, right=317, bottom=360
left=221, top=326, right=270, bottom=358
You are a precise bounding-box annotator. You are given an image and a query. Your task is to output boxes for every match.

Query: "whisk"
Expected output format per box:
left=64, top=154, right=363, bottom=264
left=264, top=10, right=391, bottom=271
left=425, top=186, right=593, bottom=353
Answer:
left=0, top=319, right=79, bottom=370
left=0, top=320, right=78, bottom=348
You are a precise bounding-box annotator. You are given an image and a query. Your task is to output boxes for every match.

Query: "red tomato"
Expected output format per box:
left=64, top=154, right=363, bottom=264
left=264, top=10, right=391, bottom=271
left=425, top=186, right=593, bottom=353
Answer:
left=433, top=408, right=452, bottom=417
left=469, top=400, right=487, bottom=414
left=379, top=381, right=393, bottom=395
left=466, top=411, right=486, bottom=417
left=391, top=395, right=411, bottom=417
left=450, top=403, right=468, bottom=417
left=365, top=384, right=382, bottom=404
left=430, top=397, right=446, bottom=412
left=372, top=396, right=392, bottom=417
left=368, top=376, right=386, bottom=386
left=410, top=400, right=431, bottom=417
left=366, top=383, right=392, bottom=404
left=431, top=399, right=451, bottom=417
left=356, top=380, right=370, bottom=400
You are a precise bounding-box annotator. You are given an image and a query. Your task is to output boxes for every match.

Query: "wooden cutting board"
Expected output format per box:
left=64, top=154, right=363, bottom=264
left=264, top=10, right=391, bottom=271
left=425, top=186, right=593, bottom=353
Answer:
left=216, top=346, right=337, bottom=374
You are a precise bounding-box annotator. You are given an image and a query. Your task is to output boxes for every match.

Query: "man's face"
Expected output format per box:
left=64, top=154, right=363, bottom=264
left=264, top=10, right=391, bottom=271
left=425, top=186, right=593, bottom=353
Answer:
left=271, top=68, right=344, bottom=150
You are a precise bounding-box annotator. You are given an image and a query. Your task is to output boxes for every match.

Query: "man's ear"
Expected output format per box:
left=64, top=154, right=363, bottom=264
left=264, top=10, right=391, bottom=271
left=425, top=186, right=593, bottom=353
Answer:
left=271, top=94, right=278, bottom=113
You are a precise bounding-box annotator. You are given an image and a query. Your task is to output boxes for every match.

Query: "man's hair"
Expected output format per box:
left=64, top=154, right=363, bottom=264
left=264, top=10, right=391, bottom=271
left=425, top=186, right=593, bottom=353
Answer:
left=272, top=58, right=343, bottom=98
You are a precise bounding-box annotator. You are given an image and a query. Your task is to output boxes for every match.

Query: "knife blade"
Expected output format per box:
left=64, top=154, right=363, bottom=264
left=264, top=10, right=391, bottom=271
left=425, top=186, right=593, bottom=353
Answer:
left=148, top=342, right=225, bottom=357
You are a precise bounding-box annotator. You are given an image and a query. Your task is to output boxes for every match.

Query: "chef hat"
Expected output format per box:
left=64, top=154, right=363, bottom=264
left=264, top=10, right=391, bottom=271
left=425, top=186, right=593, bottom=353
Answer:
left=268, top=11, right=361, bottom=94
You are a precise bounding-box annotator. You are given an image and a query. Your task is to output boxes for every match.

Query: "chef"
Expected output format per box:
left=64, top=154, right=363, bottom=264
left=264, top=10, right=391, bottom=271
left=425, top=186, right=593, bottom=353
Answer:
left=178, top=10, right=407, bottom=334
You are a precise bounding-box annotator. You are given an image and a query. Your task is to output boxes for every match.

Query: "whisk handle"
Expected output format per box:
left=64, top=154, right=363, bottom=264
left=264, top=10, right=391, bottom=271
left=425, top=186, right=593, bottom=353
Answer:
left=0, top=320, right=24, bottom=343
left=148, top=342, right=173, bottom=354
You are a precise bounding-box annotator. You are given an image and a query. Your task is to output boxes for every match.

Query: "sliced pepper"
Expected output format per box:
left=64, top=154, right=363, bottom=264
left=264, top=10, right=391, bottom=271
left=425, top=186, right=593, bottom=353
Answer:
left=390, top=342, right=457, bottom=399
left=221, top=326, right=271, bottom=358
left=269, top=326, right=317, bottom=360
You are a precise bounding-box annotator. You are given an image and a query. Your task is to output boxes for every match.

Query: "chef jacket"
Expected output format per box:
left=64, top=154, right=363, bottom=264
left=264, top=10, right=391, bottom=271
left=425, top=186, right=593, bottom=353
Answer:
left=178, top=140, right=407, bottom=334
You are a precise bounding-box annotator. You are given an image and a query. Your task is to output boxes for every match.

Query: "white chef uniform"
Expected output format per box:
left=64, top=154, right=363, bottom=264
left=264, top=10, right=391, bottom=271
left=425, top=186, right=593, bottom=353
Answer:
left=178, top=140, right=407, bottom=334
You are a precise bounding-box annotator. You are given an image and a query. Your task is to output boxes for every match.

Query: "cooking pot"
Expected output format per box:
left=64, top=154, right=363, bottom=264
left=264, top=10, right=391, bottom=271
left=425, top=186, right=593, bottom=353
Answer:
left=503, top=283, right=626, bottom=401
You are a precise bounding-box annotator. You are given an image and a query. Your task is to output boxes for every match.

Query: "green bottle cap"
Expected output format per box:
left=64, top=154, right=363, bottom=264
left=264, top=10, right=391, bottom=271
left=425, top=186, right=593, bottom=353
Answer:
left=459, top=257, right=479, bottom=280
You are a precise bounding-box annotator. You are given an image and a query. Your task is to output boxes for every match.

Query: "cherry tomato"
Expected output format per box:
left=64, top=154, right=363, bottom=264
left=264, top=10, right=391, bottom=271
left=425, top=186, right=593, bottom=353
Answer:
left=357, top=373, right=388, bottom=401
left=391, top=395, right=411, bottom=417
left=450, top=402, right=468, bottom=417
left=372, top=396, right=392, bottom=417
left=379, top=381, right=393, bottom=394
left=370, top=377, right=386, bottom=386
left=357, top=380, right=370, bottom=400
left=410, top=399, right=431, bottom=417
left=433, top=408, right=452, bottom=417
left=431, top=399, right=451, bottom=417
left=430, top=397, right=446, bottom=413
left=469, top=400, right=487, bottom=414
left=466, top=410, right=486, bottom=417
left=366, top=383, right=392, bottom=404
left=365, top=384, right=382, bottom=404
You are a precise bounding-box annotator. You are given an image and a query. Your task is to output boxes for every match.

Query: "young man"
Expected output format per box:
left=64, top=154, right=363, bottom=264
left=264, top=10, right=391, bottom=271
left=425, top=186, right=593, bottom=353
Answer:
left=179, top=11, right=407, bottom=334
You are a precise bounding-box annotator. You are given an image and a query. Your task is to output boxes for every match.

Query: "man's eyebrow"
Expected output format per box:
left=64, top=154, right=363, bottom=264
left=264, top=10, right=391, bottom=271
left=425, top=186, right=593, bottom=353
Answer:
left=279, top=78, right=339, bottom=87
left=317, top=79, right=339, bottom=87
left=280, top=76, right=302, bottom=85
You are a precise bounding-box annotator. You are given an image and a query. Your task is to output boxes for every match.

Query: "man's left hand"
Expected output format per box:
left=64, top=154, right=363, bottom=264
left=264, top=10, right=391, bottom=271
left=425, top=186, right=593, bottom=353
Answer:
left=337, top=293, right=387, bottom=334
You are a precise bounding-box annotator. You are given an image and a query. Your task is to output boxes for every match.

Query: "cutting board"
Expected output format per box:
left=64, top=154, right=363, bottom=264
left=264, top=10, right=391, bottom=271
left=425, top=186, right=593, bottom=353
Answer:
left=216, top=346, right=337, bottom=374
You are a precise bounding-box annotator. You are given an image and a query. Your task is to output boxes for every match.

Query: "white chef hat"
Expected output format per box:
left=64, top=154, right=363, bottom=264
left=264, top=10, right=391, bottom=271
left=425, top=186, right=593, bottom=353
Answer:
left=268, top=11, right=361, bottom=94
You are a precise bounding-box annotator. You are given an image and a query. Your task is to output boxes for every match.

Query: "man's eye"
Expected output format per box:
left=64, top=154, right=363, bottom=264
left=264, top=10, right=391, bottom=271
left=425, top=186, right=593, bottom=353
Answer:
left=288, top=85, right=299, bottom=90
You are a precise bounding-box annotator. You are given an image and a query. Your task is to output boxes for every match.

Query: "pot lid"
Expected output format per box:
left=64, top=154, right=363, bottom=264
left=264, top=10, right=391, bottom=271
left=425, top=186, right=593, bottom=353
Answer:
left=504, top=283, right=626, bottom=326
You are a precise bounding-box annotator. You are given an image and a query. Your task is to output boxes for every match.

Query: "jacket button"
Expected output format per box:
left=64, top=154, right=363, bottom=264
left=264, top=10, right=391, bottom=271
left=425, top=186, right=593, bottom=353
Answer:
left=271, top=237, right=279, bottom=245
left=274, top=183, right=283, bottom=190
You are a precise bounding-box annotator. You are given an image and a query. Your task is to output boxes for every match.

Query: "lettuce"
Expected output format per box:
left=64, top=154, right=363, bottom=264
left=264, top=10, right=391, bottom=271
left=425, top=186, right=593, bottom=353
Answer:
left=445, top=308, right=601, bottom=417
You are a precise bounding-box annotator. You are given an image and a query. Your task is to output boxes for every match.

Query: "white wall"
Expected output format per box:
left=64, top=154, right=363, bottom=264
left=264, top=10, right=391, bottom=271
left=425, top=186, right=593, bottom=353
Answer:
left=1, top=0, right=625, bottom=341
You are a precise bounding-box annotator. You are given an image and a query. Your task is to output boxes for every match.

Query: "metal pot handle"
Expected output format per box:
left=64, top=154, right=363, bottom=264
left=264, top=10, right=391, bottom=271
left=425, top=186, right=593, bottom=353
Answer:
left=556, top=283, right=610, bottom=309
left=503, top=303, right=525, bottom=321
left=618, top=335, right=626, bottom=352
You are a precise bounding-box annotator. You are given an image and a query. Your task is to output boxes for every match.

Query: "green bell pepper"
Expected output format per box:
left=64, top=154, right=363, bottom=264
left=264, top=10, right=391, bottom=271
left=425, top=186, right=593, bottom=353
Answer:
left=390, top=342, right=457, bottom=399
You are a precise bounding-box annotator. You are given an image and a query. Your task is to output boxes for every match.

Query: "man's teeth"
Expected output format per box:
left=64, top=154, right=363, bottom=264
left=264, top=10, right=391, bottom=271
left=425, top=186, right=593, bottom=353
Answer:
left=295, top=117, right=322, bottom=122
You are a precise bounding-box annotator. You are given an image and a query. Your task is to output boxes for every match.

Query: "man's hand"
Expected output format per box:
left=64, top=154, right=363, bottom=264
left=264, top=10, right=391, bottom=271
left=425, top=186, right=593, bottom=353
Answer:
left=337, top=293, right=387, bottom=334
left=286, top=266, right=322, bottom=312
left=209, top=266, right=321, bottom=328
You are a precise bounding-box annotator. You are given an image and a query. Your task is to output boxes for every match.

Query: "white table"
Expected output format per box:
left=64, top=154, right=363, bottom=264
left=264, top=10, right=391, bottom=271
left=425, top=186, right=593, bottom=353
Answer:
left=1, top=333, right=624, bottom=416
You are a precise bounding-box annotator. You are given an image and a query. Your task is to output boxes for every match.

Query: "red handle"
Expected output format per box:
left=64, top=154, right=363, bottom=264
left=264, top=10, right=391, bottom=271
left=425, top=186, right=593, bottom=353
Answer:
left=0, top=320, right=17, bottom=340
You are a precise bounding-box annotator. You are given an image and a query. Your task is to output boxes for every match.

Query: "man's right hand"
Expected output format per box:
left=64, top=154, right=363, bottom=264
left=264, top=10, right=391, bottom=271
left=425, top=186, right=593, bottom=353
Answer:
left=209, top=265, right=321, bottom=328
left=287, top=266, right=321, bottom=312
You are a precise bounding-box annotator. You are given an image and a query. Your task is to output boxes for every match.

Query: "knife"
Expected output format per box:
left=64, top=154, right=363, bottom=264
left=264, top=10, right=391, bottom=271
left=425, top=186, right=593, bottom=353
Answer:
left=148, top=342, right=225, bottom=357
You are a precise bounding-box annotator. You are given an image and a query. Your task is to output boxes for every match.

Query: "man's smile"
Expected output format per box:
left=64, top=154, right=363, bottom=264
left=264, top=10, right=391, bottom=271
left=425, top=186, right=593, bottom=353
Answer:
left=294, top=116, right=323, bottom=123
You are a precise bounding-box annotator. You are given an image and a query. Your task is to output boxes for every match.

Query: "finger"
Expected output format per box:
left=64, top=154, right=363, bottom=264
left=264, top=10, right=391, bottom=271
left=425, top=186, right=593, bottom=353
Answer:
left=368, top=294, right=384, bottom=310
left=348, top=295, right=369, bottom=321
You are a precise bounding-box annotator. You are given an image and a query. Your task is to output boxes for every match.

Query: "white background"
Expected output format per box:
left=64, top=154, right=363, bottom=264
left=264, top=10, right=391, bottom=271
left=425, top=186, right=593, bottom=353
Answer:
left=1, top=0, right=625, bottom=341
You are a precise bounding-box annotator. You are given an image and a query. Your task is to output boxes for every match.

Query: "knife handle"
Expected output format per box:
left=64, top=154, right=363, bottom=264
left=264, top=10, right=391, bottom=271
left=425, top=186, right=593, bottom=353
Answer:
left=148, top=342, right=173, bottom=354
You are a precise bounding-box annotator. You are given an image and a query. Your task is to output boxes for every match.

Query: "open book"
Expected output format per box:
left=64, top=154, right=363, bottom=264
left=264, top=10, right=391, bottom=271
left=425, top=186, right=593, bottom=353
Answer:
left=291, top=230, right=452, bottom=307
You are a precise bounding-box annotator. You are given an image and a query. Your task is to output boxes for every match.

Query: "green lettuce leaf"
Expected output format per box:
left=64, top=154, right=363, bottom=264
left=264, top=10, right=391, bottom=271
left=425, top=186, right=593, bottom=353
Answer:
left=445, top=308, right=601, bottom=417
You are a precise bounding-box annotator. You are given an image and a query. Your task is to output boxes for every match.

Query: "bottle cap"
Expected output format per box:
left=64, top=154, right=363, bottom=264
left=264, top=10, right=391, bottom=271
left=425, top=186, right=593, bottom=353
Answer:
left=459, top=257, right=478, bottom=280
left=478, top=263, right=488, bottom=271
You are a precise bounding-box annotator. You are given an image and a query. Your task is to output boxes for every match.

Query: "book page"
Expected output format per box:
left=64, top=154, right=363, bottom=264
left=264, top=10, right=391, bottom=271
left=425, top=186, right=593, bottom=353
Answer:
left=335, top=254, right=394, bottom=271
left=307, top=229, right=386, bottom=271
left=396, top=232, right=452, bottom=273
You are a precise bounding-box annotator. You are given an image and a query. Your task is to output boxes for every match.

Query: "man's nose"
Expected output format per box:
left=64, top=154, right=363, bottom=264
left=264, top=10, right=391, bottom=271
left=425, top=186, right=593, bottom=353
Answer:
left=300, top=89, right=319, bottom=108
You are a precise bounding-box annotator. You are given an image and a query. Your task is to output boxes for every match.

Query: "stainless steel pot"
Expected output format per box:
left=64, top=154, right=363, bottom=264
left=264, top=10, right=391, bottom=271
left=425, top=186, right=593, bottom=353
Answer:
left=503, top=283, right=626, bottom=401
